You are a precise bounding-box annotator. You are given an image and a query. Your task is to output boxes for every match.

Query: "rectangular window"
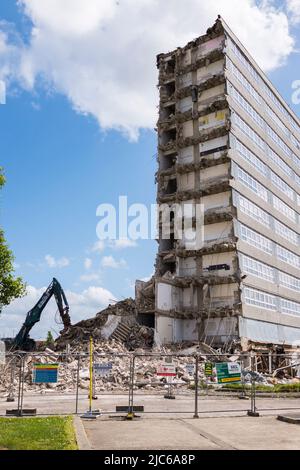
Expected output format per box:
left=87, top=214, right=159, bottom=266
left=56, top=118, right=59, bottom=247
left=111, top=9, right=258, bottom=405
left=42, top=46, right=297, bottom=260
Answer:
left=291, top=134, right=300, bottom=152
left=237, top=166, right=268, bottom=201
left=228, top=36, right=300, bottom=136
left=293, top=154, right=300, bottom=174
left=270, top=171, right=294, bottom=200
left=231, top=91, right=298, bottom=183
left=267, top=146, right=292, bottom=178
left=239, top=223, right=272, bottom=254
left=241, top=254, right=275, bottom=282
left=266, top=104, right=290, bottom=137
left=228, top=38, right=261, bottom=84
left=244, top=287, right=277, bottom=310
left=277, top=245, right=300, bottom=268
left=264, top=84, right=290, bottom=121
left=273, top=195, right=296, bottom=222
left=266, top=124, right=291, bottom=158
left=274, top=219, right=298, bottom=245
left=233, top=113, right=265, bottom=151
left=289, top=116, right=300, bottom=138
left=233, top=138, right=300, bottom=206
left=238, top=195, right=270, bottom=227
left=280, top=298, right=300, bottom=316
left=244, top=286, right=300, bottom=315
left=227, top=58, right=261, bottom=104
left=279, top=271, right=300, bottom=292
left=234, top=138, right=266, bottom=175
left=294, top=172, right=300, bottom=187
left=229, top=84, right=264, bottom=129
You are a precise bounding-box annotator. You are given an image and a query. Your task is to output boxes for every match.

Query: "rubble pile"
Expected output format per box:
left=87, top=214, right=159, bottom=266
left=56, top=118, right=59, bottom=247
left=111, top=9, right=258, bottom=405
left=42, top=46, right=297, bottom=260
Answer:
left=125, top=325, right=154, bottom=350
left=55, top=298, right=137, bottom=349
left=0, top=341, right=205, bottom=396
left=135, top=278, right=155, bottom=313
left=2, top=285, right=299, bottom=397
left=1, top=340, right=300, bottom=397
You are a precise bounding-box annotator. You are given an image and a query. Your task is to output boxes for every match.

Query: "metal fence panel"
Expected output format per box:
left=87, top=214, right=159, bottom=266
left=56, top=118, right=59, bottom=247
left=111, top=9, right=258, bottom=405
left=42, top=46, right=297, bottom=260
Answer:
left=1, top=351, right=300, bottom=418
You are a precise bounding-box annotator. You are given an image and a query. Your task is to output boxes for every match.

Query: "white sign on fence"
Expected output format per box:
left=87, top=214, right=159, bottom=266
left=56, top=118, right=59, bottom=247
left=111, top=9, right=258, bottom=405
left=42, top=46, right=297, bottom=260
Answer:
left=185, top=363, right=195, bottom=376
left=157, top=364, right=176, bottom=377
left=227, top=362, right=241, bottom=374
left=94, top=363, right=113, bottom=377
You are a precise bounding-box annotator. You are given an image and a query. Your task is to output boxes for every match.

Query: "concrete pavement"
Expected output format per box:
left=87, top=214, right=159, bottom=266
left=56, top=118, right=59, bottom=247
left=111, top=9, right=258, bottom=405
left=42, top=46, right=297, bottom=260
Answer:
left=81, top=415, right=300, bottom=450
left=2, top=392, right=300, bottom=450
left=1, top=392, right=300, bottom=418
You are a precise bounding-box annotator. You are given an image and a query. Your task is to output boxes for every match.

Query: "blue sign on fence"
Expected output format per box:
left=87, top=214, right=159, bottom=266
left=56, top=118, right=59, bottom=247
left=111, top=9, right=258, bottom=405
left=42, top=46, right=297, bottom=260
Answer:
left=33, top=364, right=59, bottom=383
left=94, top=363, right=113, bottom=377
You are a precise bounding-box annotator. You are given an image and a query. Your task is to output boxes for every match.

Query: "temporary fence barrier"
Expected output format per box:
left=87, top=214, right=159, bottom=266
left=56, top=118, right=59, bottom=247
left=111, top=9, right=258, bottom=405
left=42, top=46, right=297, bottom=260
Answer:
left=0, top=350, right=300, bottom=418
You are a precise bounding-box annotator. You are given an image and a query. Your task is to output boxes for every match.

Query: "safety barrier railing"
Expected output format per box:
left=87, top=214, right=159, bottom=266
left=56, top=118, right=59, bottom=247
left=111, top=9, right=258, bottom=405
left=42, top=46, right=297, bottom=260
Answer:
left=0, top=353, right=24, bottom=416
left=0, top=350, right=299, bottom=418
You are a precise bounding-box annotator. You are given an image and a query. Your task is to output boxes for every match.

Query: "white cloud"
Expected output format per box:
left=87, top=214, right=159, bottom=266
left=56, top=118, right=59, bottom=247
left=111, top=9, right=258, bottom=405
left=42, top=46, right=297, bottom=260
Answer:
left=80, top=273, right=101, bottom=282
left=91, top=240, right=105, bottom=254
left=84, top=257, right=92, bottom=270
left=19, top=0, right=117, bottom=36
left=90, top=239, right=137, bottom=254
left=0, top=1, right=296, bottom=139
left=101, top=255, right=127, bottom=269
left=45, top=254, right=70, bottom=268
left=286, top=0, right=300, bottom=24
left=0, top=27, right=23, bottom=83
left=109, top=239, right=138, bottom=250
left=0, top=284, right=117, bottom=339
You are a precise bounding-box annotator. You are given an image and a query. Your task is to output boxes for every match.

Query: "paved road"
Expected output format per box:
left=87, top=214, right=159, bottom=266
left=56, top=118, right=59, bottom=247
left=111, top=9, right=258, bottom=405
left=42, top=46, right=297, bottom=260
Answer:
left=1, top=392, right=300, bottom=418
left=81, top=415, right=300, bottom=450
left=2, top=392, right=300, bottom=450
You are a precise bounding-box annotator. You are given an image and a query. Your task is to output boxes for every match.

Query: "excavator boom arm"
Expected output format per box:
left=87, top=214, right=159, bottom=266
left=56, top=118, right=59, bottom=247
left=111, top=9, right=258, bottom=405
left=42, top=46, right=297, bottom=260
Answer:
left=12, top=278, right=70, bottom=349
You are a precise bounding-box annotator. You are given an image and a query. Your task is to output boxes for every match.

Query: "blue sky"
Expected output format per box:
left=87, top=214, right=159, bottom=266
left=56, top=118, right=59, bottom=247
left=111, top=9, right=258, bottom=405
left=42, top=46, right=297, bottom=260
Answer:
left=0, top=0, right=300, bottom=339
left=1, top=90, right=157, bottom=294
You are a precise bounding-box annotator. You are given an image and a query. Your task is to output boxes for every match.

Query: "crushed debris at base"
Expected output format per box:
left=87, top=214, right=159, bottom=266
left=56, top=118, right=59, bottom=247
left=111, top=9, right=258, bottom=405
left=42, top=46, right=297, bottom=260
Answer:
left=1, top=341, right=300, bottom=398
left=1, top=285, right=300, bottom=398
left=54, top=297, right=154, bottom=351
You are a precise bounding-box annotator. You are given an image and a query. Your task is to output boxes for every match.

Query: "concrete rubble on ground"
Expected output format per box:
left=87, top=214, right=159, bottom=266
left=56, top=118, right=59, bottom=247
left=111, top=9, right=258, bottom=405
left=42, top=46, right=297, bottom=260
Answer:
left=1, top=293, right=300, bottom=397
left=135, top=278, right=155, bottom=314
left=55, top=288, right=157, bottom=352
left=1, top=340, right=300, bottom=398
left=0, top=341, right=205, bottom=396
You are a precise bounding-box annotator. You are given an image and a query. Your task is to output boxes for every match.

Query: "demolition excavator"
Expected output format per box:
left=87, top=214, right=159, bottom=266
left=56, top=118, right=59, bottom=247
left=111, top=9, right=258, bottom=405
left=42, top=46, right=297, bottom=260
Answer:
left=8, top=278, right=71, bottom=351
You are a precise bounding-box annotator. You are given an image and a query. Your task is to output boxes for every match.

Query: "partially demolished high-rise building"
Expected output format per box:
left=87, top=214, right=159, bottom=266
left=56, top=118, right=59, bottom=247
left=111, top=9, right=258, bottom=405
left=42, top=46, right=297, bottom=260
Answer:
left=154, top=16, right=300, bottom=349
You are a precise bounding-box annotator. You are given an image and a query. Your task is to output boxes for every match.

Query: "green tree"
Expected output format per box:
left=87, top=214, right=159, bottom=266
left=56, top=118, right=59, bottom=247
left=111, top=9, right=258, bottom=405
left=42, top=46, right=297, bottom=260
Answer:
left=0, top=168, right=25, bottom=311
left=46, top=331, right=54, bottom=346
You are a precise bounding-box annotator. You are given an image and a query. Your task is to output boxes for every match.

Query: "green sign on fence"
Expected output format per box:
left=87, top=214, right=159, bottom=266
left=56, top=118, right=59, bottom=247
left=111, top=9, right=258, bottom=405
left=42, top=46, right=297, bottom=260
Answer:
left=216, top=362, right=241, bottom=384
left=204, top=362, right=213, bottom=377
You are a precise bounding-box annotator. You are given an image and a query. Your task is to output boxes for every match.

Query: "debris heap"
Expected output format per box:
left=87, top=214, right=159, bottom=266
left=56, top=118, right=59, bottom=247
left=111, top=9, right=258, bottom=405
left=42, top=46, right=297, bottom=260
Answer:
left=1, top=341, right=299, bottom=397
left=55, top=298, right=139, bottom=349
left=135, top=278, right=155, bottom=314
left=0, top=341, right=203, bottom=396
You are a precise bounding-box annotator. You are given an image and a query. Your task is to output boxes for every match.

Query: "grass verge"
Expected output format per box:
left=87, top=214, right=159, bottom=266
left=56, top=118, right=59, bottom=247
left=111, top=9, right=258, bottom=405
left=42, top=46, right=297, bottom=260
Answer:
left=189, top=382, right=300, bottom=393
left=0, top=416, right=77, bottom=450
left=221, top=382, right=300, bottom=393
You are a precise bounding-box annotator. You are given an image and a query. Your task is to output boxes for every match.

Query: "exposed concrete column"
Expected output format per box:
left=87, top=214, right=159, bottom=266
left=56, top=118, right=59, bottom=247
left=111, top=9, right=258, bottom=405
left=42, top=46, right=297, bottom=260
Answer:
left=191, top=45, right=204, bottom=336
